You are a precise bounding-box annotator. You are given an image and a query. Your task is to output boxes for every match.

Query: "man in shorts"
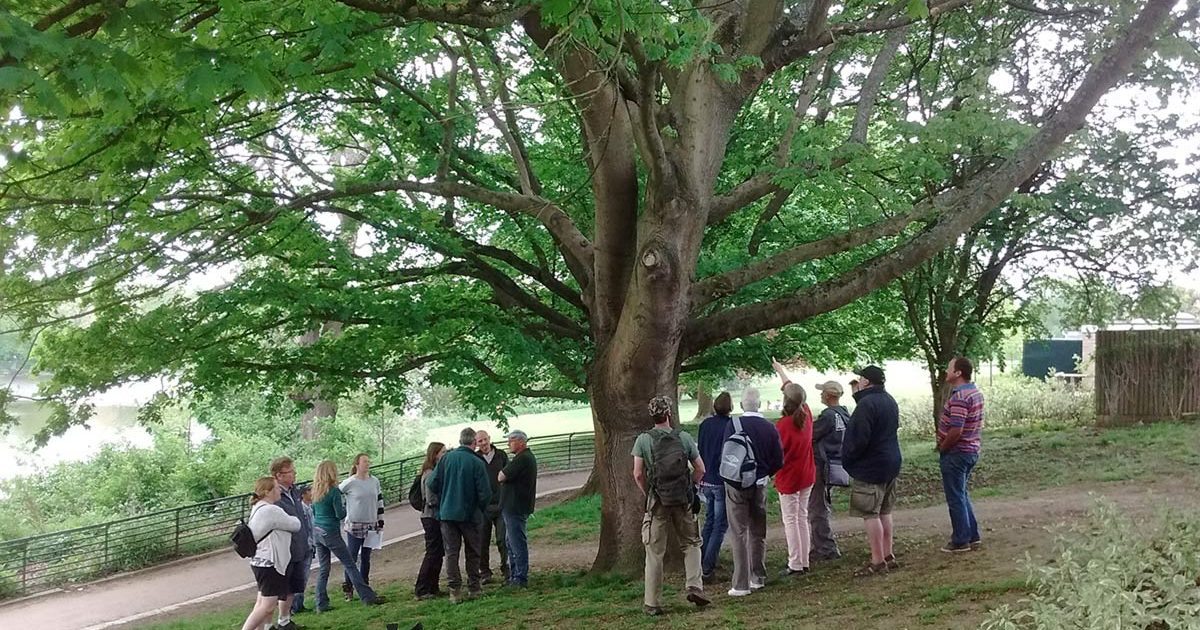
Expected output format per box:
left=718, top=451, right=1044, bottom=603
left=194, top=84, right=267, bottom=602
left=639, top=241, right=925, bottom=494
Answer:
left=841, top=366, right=902, bottom=577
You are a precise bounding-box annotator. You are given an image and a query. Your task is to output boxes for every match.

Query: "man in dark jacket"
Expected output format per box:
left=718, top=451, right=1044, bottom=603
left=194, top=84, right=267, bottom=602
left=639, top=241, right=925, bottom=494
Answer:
left=430, top=427, right=492, bottom=603
left=842, top=365, right=902, bottom=577
left=810, top=381, right=849, bottom=561
left=474, top=430, right=509, bottom=584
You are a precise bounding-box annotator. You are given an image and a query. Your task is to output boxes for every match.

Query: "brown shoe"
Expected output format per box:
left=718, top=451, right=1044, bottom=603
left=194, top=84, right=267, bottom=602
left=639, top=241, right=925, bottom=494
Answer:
left=686, top=586, right=711, bottom=607
left=853, top=561, right=888, bottom=577
left=884, top=553, right=900, bottom=569
left=643, top=605, right=664, bottom=616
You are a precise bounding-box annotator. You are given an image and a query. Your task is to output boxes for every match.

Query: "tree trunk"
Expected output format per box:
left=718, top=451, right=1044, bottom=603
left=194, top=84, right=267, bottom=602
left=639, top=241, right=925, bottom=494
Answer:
left=299, top=397, right=337, bottom=441
left=693, top=387, right=713, bottom=421
left=928, top=362, right=950, bottom=434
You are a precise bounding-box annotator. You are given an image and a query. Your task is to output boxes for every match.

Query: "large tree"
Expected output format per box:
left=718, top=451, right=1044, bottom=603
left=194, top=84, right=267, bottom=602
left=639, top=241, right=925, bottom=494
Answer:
left=1, top=0, right=1196, bottom=571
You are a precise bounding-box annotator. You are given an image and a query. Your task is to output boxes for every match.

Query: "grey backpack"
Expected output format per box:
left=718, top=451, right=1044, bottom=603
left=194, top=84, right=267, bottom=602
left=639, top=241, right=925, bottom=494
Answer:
left=719, top=416, right=759, bottom=489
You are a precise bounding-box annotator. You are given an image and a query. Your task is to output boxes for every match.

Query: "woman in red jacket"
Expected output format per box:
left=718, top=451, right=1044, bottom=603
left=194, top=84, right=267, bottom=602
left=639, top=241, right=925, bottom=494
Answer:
left=775, top=381, right=816, bottom=576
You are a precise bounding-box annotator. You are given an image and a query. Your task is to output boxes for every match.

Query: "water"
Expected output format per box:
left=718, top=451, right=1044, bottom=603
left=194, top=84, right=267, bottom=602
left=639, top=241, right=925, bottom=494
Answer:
left=0, top=379, right=159, bottom=482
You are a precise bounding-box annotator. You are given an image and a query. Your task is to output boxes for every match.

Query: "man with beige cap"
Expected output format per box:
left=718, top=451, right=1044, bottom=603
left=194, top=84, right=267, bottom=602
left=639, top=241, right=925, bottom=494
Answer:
left=810, top=380, right=850, bottom=560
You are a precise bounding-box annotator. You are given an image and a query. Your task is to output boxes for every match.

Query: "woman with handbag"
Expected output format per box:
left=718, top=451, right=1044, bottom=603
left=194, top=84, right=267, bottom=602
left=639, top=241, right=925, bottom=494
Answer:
left=810, top=380, right=850, bottom=560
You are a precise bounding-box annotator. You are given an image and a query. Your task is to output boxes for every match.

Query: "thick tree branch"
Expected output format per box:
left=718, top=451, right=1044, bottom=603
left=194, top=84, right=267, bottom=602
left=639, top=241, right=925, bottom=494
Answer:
left=692, top=204, right=937, bottom=310
left=684, top=0, right=1177, bottom=355
left=849, top=25, right=908, bottom=144
left=291, top=178, right=594, bottom=286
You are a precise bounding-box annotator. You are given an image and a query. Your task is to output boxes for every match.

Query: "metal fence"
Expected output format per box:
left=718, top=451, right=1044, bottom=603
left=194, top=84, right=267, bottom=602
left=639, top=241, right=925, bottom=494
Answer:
left=0, top=431, right=594, bottom=599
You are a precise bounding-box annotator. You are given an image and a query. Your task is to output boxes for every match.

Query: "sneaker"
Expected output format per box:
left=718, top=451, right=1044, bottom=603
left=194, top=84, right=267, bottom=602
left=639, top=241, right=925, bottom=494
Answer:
left=686, top=587, right=711, bottom=607
left=853, top=561, right=888, bottom=577
left=970, top=539, right=983, bottom=551
left=449, top=589, right=463, bottom=605
left=342, top=583, right=355, bottom=602
left=811, top=552, right=842, bottom=562
left=275, top=622, right=302, bottom=630
left=416, top=593, right=437, bottom=601
left=884, top=553, right=900, bottom=569
left=941, top=542, right=972, bottom=553
left=749, top=579, right=765, bottom=591
left=467, top=589, right=482, bottom=600
left=643, top=605, right=664, bottom=616
left=481, top=574, right=494, bottom=585
left=727, top=588, right=752, bottom=597
left=780, top=567, right=809, bottom=578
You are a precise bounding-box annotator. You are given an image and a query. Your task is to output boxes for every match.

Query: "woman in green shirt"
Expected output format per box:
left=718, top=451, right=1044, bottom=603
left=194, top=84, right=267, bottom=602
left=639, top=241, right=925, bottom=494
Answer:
left=311, top=460, right=385, bottom=611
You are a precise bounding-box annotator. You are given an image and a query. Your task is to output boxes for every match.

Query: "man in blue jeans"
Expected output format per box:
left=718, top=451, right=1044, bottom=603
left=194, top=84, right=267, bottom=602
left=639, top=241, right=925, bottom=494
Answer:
left=498, top=429, right=538, bottom=587
left=696, top=391, right=734, bottom=582
left=936, top=356, right=985, bottom=553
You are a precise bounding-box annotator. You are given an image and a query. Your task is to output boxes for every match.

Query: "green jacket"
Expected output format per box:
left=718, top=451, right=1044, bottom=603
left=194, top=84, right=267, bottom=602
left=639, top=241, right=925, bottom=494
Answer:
left=430, top=445, right=492, bottom=523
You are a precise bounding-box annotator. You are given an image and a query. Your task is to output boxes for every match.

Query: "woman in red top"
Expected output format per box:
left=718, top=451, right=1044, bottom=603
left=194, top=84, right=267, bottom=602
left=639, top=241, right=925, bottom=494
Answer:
left=775, top=381, right=816, bottom=576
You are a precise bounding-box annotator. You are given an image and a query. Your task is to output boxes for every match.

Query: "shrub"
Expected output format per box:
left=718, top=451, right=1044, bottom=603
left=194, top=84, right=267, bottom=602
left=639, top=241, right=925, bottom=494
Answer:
left=982, top=501, right=1200, bottom=630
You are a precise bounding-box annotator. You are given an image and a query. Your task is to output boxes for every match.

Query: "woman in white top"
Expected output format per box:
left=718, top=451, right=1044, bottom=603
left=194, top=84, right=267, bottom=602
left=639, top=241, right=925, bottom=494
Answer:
left=241, top=476, right=301, bottom=630
left=339, top=452, right=385, bottom=600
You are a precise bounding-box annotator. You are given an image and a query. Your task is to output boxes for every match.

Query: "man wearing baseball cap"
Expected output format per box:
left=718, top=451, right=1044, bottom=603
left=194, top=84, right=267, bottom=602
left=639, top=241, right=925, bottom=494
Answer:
left=497, top=430, right=537, bottom=587
left=842, top=365, right=902, bottom=577
left=810, top=380, right=850, bottom=561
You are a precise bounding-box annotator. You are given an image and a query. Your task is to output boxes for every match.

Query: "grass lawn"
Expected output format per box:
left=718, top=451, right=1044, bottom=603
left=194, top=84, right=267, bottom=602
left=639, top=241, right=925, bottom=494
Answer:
left=144, top=419, right=1200, bottom=630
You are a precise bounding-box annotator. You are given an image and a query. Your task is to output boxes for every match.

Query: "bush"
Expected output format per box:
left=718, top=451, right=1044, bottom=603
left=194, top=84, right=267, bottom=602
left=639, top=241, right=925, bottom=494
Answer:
left=982, top=501, right=1200, bottom=630
left=894, top=372, right=1093, bottom=437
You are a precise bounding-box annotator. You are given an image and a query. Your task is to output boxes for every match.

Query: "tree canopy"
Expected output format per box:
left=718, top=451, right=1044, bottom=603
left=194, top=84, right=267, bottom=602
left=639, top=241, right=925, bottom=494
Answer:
left=1, top=0, right=1197, bottom=569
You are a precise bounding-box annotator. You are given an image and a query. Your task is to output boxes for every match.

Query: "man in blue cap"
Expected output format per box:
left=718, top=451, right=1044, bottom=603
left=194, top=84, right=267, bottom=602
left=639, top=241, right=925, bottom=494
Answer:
left=498, top=429, right=537, bottom=588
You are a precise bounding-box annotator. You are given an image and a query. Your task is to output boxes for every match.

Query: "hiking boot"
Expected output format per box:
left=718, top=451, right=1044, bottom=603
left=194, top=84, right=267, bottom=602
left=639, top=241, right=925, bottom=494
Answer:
left=364, top=596, right=387, bottom=607
left=853, top=561, right=888, bottom=577
left=449, top=588, right=463, bottom=605
left=884, top=553, right=900, bottom=569
left=940, top=542, right=972, bottom=554
left=643, top=605, right=664, bottom=616
left=416, top=593, right=437, bottom=601
left=686, top=586, right=711, bottom=607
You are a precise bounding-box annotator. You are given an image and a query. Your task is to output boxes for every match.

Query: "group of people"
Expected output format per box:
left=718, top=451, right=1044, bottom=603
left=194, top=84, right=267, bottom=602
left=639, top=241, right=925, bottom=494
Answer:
left=415, top=428, right=539, bottom=603
left=237, top=428, right=538, bottom=629
left=239, top=453, right=387, bottom=630
left=635, top=358, right=985, bottom=615
left=235, top=357, right=985, bottom=624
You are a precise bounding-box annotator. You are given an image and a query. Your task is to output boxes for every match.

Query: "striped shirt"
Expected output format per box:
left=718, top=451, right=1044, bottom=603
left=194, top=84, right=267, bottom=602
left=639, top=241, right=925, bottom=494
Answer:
left=939, top=383, right=984, bottom=454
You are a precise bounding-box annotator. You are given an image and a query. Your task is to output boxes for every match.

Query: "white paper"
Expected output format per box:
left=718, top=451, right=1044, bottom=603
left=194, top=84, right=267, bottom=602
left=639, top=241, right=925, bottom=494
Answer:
left=365, top=529, right=383, bottom=550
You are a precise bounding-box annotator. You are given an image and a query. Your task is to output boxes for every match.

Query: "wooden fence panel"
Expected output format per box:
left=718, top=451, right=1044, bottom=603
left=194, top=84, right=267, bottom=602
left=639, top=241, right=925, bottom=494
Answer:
left=1095, top=329, right=1200, bottom=425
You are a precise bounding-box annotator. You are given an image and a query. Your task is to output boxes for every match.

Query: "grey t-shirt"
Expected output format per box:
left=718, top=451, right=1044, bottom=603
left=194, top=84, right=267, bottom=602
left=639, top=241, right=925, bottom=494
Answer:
left=339, top=475, right=383, bottom=524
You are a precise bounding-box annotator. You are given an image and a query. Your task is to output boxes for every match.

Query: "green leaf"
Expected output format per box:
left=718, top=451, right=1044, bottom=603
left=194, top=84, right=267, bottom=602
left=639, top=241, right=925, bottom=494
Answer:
left=906, top=0, right=930, bottom=19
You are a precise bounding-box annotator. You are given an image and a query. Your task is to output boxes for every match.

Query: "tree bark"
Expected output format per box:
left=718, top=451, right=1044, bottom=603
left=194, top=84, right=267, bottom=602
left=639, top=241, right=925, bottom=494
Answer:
left=693, top=387, right=714, bottom=421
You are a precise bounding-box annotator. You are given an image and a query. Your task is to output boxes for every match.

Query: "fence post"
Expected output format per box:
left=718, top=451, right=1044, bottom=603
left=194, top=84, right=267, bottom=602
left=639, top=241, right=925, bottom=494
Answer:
left=174, top=508, right=181, bottom=556
left=566, top=433, right=573, bottom=469
left=397, top=461, right=404, bottom=504
left=103, top=524, right=110, bottom=572
left=21, top=544, right=28, bottom=593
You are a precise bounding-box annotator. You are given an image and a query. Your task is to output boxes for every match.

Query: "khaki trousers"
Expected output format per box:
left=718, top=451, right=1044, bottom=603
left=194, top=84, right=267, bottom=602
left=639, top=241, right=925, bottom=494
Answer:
left=642, top=496, right=703, bottom=607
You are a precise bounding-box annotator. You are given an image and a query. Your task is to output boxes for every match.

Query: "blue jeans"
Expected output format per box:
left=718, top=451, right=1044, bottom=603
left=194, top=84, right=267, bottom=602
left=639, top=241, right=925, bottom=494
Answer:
left=291, top=547, right=314, bottom=613
left=699, top=484, right=727, bottom=575
left=502, top=511, right=529, bottom=585
left=342, top=532, right=373, bottom=589
left=940, top=451, right=981, bottom=546
left=315, top=526, right=377, bottom=609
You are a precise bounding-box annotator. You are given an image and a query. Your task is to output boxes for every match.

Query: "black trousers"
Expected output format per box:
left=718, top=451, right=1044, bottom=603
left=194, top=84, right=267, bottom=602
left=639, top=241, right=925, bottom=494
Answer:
left=414, top=517, right=444, bottom=596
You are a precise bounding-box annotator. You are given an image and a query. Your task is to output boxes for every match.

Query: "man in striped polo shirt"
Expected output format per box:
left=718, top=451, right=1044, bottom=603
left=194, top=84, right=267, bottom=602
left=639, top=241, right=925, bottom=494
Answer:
left=936, top=356, right=984, bottom=553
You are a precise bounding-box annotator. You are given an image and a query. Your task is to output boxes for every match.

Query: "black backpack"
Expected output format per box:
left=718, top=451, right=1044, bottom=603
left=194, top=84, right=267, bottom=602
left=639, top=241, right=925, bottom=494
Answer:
left=408, top=474, right=425, bottom=512
left=648, top=429, right=692, bottom=507
left=231, top=504, right=270, bottom=558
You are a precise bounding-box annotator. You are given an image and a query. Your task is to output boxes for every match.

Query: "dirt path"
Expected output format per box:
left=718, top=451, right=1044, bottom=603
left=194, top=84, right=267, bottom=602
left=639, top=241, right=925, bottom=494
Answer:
left=136, top=474, right=1199, bottom=628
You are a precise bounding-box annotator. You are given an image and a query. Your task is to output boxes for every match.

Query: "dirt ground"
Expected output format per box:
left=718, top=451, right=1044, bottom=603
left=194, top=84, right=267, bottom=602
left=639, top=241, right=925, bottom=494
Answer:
left=140, top=471, right=1199, bottom=629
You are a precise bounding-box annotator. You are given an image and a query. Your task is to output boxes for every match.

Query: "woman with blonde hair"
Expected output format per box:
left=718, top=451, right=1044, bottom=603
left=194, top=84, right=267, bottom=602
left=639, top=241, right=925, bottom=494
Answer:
left=311, top=460, right=385, bottom=611
left=339, top=452, right=384, bottom=601
left=414, top=441, right=448, bottom=599
left=240, top=476, right=301, bottom=630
